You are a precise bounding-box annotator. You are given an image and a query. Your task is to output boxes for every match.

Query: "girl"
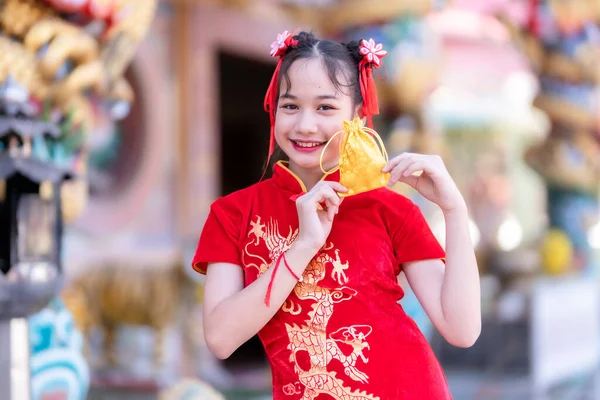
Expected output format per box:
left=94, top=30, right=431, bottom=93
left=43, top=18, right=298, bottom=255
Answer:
left=193, top=31, right=481, bottom=399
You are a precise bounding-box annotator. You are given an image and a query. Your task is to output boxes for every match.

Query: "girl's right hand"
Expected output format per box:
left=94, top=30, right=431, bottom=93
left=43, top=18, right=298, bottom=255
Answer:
left=295, top=181, right=348, bottom=251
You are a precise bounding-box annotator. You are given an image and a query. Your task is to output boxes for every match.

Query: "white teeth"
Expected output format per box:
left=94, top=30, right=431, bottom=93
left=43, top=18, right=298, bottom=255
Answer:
left=293, top=141, right=323, bottom=148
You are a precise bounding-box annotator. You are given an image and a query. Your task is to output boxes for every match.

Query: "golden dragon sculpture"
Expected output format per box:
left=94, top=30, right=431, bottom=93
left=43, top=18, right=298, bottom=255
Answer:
left=0, top=0, right=157, bottom=127
left=0, top=0, right=157, bottom=221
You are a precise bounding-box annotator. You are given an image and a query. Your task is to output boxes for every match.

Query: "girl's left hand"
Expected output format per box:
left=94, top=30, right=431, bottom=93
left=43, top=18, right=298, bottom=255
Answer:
left=383, top=153, right=465, bottom=213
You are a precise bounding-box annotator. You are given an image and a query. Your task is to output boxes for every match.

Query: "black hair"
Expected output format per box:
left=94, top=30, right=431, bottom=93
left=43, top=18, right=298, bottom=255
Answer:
left=278, top=31, right=364, bottom=108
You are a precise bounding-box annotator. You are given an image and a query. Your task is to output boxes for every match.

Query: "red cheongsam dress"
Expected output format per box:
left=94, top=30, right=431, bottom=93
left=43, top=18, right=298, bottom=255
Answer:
left=193, top=162, right=452, bottom=400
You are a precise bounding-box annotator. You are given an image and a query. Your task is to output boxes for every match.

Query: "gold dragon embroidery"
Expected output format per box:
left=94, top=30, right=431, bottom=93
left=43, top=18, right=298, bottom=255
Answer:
left=244, top=215, right=298, bottom=276
left=244, top=216, right=379, bottom=400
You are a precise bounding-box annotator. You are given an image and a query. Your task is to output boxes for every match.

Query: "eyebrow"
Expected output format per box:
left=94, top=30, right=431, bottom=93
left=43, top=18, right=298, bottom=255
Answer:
left=279, top=93, right=339, bottom=100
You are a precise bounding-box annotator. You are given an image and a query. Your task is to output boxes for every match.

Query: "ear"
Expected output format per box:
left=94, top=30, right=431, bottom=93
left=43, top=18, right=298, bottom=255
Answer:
left=354, top=104, right=366, bottom=125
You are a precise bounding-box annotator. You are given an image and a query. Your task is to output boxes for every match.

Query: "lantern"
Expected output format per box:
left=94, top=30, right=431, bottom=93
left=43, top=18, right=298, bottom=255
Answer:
left=0, top=76, right=68, bottom=400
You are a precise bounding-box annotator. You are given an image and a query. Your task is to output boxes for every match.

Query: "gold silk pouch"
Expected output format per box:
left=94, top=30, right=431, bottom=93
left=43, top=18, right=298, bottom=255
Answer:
left=320, top=117, right=390, bottom=197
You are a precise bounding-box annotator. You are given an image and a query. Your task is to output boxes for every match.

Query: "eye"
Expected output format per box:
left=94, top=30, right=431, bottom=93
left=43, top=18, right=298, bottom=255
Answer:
left=318, top=105, right=336, bottom=111
left=280, top=104, right=298, bottom=110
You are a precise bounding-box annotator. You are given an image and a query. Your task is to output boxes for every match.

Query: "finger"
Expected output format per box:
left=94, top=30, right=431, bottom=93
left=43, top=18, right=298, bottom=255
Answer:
left=312, top=184, right=341, bottom=202
left=406, top=158, right=443, bottom=179
left=324, top=195, right=340, bottom=210
left=319, top=187, right=342, bottom=209
left=304, top=191, right=339, bottom=218
left=327, top=204, right=336, bottom=221
left=328, top=197, right=344, bottom=219
left=394, top=156, right=417, bottom=176
left=319, top=193, right=339, bottom=222
left=382, top=157, right=398, bottom=173
left=398, top=174, right=420, bottom=188
left=383, top=152, right=423, bottom=172
left=402, top=160, right=426, bottom=177
left=317, top=181, right=348, bottom=194
left=382, top=153, right=408, bottom=172
left=388, top=155, right=417, bottom=186
left=323, top=189, right=343, bottom=221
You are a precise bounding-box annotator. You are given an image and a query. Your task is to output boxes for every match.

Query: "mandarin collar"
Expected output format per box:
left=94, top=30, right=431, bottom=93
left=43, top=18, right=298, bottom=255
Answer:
left=271, top=161, right=340, bottom=200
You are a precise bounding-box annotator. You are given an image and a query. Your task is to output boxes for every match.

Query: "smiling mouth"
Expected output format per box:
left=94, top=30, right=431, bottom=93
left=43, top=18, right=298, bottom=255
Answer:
left=291, top=140, right=326, bottom=148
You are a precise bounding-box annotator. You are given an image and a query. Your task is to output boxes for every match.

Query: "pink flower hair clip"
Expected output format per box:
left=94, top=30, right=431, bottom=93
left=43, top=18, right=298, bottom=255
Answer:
left=269, top=30, right=298, bottom=58
left=359, top=38, right=387, bottom=67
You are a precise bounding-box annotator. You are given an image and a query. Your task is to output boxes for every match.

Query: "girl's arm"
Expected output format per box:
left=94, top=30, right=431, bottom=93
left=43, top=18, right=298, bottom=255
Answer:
left=203, top=240, right=316, bottom=359
left=384, top=153, right=481, bottom=347
left=202, top=181, right=347, bottom=359
left=403, top=203, right=481, bottom=348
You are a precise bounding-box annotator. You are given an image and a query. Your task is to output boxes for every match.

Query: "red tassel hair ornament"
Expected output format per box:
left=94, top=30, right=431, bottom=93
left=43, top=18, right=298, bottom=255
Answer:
left=263, top=31, right=298, bottom=167
left=358, top=38, right=387, bottom=128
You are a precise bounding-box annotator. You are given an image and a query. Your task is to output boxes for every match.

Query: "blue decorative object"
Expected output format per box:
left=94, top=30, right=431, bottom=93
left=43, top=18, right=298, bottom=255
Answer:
left=28, top=297, right=90, bottom=400
left=547, top=188, right=599, bottom=275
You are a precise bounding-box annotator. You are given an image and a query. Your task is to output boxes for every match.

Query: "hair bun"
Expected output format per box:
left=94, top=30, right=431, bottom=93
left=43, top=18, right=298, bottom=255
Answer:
left=344, top=40, right=363, bottom=63
left=294, top=31, right=315, bottom=42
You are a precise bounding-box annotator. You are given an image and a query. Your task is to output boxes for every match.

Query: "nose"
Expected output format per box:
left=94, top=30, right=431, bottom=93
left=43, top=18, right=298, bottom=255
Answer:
left=295, top=110, right=318, bottom=135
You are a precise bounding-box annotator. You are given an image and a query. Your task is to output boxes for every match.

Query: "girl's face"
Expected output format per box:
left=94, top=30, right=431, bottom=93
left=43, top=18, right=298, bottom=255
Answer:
left=274, top=57, right=358, bottom=184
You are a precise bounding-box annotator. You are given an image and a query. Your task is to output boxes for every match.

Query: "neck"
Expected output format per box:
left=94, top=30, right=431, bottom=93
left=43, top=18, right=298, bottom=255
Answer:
left=288, top=162, right=325, bottom=191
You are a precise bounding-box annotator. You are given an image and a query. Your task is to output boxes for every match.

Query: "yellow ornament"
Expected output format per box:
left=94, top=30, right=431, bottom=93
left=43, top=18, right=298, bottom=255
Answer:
left=320, top=118, right=390, bottom=197
left=540, top=229, right=574, bottom=276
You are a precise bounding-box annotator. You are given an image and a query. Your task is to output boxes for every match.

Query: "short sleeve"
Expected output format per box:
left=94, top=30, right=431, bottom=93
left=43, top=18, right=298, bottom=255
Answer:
left=392, top=204, right=445, bottom=267
left=192, top=199, right=243, bottom=275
